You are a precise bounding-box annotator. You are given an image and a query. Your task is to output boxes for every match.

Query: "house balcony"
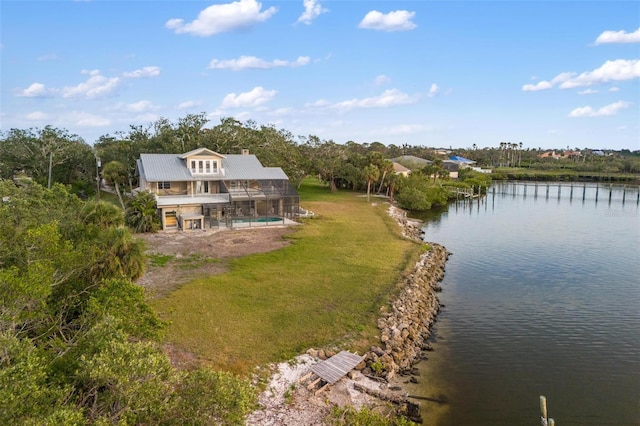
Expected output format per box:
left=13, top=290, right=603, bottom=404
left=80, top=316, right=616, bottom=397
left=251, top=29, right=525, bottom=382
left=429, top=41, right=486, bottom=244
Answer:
left=190, top=168, right=225, bottom=178
left=155, top=193, right=230, bottom=207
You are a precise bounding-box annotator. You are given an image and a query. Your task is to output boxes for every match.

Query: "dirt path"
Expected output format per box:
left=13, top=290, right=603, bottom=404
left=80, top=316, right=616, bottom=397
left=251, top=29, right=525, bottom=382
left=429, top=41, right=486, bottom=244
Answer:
left=136, top=226, right=296, bottom=297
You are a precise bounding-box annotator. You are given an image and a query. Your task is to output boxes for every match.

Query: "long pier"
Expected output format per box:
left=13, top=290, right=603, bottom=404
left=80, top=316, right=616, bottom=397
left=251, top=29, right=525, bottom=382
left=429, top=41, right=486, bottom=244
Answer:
left=491, top=181, right=640, bottom=205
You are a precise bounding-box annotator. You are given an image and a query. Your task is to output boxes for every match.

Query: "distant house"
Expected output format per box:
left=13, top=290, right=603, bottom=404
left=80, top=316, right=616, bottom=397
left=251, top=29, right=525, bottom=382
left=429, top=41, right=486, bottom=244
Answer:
left=442, top=160, right=459, bottom=179
left=539, top=150, right=581, bottom=160
left=563, top=150, right=581, bottom=160
left=135, top=148, right=299, bottom=230
left=448, top=156, right=476, bottom=165
left=540, top=151, right=559, bottom=159
left=391, top=161, right=411, bottom=177
left=391, top=155, right=432, bottom=170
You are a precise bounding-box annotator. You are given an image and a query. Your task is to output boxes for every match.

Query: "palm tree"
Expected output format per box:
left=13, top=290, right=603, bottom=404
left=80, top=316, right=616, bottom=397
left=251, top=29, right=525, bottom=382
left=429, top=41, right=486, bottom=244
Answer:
left=377, top=159, right=394, bottom=193
left=518, top=142, right=523, bottom=167
left=91, top=227, right=146, bottom=281
left=363, top=164, right=380, bottom=202
left=125, top=191, right=161, bottom=233
left=102, top=161, right=128, bottom=209
left=80, top=200, right=125, bottom=229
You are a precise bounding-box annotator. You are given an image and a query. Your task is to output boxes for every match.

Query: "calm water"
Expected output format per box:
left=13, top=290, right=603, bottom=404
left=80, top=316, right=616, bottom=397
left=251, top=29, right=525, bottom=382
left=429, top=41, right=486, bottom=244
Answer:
left=407, top=182, right=640, bottom=426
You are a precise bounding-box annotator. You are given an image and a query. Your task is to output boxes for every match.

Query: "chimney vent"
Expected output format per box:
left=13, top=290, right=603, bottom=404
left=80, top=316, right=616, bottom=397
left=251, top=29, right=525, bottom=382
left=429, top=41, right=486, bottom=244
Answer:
left=241, top=149, right=250, bottom=155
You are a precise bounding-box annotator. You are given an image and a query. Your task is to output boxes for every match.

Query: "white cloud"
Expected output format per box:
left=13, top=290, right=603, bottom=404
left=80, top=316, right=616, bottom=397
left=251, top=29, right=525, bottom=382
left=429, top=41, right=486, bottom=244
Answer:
left=37, top=53, right=58, bottom=62
left=16, top=82, right=56, bottom=98
left=220, top=86, right=277, bottom=108
left=523, top=59, right=640, bottom=91
left=595, top=27, right=640, bottom=45
left=332, top=89, right=418, bottom=111
left=427, top=83, right=439, bottom=97
left=166, top=0, right=277, bottom=36
left=120, top=100, right=158, bottom=113
left=578, top=89, right=598, bottom=95
left=122, top=66, right=161, bottom=78
left=374, top=75, right=391, bottom=85
left=177, top=100, right=202, bottom=109
left=132, top=113, right=161, bottom=123
left=304, top=99, right=330, bottom=108
left=81, top=69, right=101, bottom=76
left=297, top=0, right=328, bottom=25
left=559, top=59, right=640, bottom=89
left=609, top=86, right=620, bottom=92
left=568, top=100, right=632, bottom=117
left=208, top=55, right=310, bottom=70
left=62, top=72, right=120, bottom=99
left=522, top=80, right=553, bottom=92
left=69, top=111, right=111, bottom=127
left=26, top=111, right=49, bottom=121
left=268, top=107, right=294, bottom=117
left=358, top=10, right=416, bottom=32
left=383, top=124, right=425, bottom=135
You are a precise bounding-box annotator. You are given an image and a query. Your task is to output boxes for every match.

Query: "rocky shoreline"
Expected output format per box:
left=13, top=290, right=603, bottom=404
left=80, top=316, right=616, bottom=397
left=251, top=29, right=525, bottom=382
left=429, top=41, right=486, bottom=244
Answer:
left=366, top=206, right=450, bottom=382
left=246, top=204, right=450, bottom=425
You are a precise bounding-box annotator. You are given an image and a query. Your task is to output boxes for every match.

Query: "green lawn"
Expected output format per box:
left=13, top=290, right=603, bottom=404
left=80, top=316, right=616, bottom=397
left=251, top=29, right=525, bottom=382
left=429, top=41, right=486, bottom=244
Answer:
left=152, top=179, right=424, bottom=374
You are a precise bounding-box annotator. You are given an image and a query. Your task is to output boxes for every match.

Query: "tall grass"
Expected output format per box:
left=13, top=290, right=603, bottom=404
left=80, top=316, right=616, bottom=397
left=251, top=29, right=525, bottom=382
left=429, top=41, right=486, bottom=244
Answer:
left=152, top=181, right=424, bottom=374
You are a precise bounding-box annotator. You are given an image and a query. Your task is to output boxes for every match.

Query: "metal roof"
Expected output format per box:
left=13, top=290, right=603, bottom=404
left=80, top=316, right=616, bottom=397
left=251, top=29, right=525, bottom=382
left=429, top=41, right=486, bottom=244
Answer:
left=139, top=153, right=288, bottom=182
left=449, top=156, right=476, bottom=164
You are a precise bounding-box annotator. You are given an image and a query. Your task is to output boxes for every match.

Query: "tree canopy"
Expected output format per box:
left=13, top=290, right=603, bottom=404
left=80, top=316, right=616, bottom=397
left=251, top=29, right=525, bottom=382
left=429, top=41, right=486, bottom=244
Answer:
left=0, top=180, right=257, bottom=424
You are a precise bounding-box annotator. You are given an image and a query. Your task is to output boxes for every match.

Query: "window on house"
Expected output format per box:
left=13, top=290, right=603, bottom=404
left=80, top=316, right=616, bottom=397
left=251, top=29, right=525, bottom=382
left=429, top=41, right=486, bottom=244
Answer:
left=198, top=160, right=204, bottom=174
left=212, top=160, right=218, bottom=173
left=158, top=182, right=171, bottom=190
left=205, top=161, right=211, bottom=173
left=196, top=181, right=209, bottom=194
left=191, top=160, right=197, bottom=173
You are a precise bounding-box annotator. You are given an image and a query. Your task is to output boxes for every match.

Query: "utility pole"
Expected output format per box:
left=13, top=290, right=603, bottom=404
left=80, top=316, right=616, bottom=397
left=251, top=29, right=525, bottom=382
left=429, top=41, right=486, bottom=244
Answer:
left=96, top=155, right=101, bottom=200
left=47, top=151, right=53, bottom=188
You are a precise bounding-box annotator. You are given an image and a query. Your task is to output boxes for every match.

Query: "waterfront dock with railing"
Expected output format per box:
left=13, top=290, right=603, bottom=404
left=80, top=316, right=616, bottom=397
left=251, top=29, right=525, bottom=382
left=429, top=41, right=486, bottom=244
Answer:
left=490, top=181, right=640, bottom=205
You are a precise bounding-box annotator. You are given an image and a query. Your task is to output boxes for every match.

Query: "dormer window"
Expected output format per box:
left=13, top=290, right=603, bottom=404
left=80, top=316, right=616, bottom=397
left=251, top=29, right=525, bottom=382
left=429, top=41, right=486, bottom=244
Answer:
left=189, top=158, right=220, bottom=175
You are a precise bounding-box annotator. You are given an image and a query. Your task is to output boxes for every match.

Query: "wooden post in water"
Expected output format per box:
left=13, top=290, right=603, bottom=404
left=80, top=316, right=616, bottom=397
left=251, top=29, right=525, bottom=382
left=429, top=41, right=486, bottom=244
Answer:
left=535, top=183, right=538, bottom=198
left=540, top=395, right=548, bottom=426
left=622, top=185, right=626, bottom=204
left=609, top=184, right=613, bottom=203
left=539, top=395, right=556, bottom=426
left=583, top=183, right=586, bottom=201
left=546, top=184, right=550, bottom=198
left=557, top=184, right=562, bottom=199
left=570, top=184, right=574, bottom=201
left=524, top=183, right=527, bottom=197
left=595, top=183, right=599, bottom=203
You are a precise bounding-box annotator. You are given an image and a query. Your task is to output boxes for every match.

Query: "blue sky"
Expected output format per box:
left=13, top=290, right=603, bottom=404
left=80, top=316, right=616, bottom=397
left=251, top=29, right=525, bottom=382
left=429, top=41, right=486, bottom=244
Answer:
left=2, top=0, right=639, bottom=150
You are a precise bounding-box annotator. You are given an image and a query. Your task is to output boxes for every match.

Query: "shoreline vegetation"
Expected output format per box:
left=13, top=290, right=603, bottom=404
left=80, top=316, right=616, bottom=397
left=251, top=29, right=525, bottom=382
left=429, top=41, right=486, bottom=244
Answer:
left=151, top=180, right=450, bottom=424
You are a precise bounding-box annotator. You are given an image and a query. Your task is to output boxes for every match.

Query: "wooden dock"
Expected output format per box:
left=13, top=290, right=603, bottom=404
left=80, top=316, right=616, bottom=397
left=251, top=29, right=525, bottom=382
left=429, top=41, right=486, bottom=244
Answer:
left=310, top=351, right=364, bottom=385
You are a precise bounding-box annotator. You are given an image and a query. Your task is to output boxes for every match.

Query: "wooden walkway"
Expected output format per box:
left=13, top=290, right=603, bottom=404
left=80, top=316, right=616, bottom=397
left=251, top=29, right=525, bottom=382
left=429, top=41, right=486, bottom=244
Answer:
left=310, top=351, right=364, bottom=385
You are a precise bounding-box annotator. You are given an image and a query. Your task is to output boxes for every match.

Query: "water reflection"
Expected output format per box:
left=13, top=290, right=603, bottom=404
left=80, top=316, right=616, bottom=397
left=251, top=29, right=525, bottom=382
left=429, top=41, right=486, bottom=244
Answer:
left=404, top=182, right=640, bottom=426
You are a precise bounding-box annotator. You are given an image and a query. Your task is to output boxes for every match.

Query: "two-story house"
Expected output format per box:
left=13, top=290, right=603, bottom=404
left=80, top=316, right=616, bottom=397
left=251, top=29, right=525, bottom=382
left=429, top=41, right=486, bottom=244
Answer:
left=135, top=148, right=300, bottom=230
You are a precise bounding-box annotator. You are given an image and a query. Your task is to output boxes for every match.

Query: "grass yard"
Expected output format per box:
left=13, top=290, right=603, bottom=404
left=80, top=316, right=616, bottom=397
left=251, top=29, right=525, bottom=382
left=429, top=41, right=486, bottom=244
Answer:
left=152, top=179, right=424, bottom=375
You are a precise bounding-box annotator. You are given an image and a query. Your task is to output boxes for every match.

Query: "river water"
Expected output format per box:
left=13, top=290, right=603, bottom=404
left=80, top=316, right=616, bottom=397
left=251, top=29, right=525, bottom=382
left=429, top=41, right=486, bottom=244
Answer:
left=407, top=182, right=640, bottom=426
